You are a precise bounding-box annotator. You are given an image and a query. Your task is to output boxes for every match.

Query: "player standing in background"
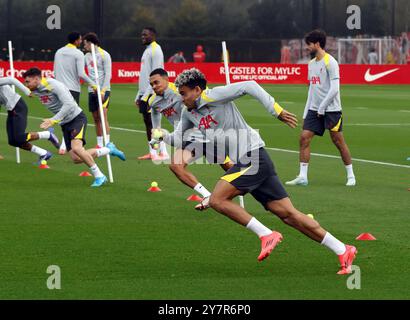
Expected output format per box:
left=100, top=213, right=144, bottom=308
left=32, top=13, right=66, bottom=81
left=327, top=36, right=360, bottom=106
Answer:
left=23, top=68, right=125, bottom=187
left=135, top=27, right=166, bottom=160
left=154, top=68, right=357, bottom=275
left=368, top=48, right=378, bottom=65
left=286, top=29, right=356, bottom=187
left=0, top=77, right=60, bottom=162
left=83, top=32, right=113, bottom=149
left=54, top=32, right=96, bottom=154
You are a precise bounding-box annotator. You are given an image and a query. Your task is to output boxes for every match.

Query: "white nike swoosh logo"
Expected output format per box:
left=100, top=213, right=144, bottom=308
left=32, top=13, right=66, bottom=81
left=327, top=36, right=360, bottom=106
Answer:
left=364, top=68, right=400, bottom=82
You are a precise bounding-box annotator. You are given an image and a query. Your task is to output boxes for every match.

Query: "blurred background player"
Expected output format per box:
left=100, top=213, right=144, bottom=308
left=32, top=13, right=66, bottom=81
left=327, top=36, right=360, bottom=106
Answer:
left=167, top=51, right=186, bottom=63
left=148, top=68, right=231, bottom=204
left=54, top=31, right=96, bottom=154
left=193, top=45, right=206, bottom=63
left=135, top=27, right=164, bottom=160
left=23, top=68, right=125, bottom=187
left=368, top=48, right=378, bottom=65
left=83, top=32, right=113, bottom=149
left=156, top=68, right=356, bottom=275
left=286, top=29, right=356, bottom=187
left=0, top=76, right=60, bottom=162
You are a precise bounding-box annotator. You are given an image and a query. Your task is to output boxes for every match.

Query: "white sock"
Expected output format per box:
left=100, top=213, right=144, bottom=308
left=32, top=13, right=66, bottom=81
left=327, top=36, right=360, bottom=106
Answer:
left=31, top=145, right=47, bottom=156
left=194, top=183, right=211, bottom=198
left=90, top=164, right=104, bottom=178
left=246, top=217, right=272, bottom=238
left=321, top=232, right=346, bottom=255
left=299, top=162, right=309, bottom=179
left=345, top=164, right=355, bottom=178
left=38, top=131, right=51, bottom=140
left=97, top=136, right=104, bottom=148
left=106, top=134, right=110, bottom=143
left=96, top=147, right=110, bottom=158
left=149, top=143, right=157, bottom=156
left=159, top=141, right=168, bottom=155
left=60, top=138, right=66, bottom=150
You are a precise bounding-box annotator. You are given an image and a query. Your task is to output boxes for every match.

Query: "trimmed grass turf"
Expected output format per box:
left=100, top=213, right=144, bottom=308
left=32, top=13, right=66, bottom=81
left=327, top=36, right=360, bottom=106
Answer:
left=0, top=84, right=409, bottom=299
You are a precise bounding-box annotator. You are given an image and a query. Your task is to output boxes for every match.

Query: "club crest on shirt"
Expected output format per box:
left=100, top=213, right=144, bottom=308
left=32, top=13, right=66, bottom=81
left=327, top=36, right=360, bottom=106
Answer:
left=310, top=76, right=321, bottom=85
left=198, top=114, right=218, bottom=130
left=162, top=106, right=177, bottom=118
left=40, top=95, right=52, bottom=104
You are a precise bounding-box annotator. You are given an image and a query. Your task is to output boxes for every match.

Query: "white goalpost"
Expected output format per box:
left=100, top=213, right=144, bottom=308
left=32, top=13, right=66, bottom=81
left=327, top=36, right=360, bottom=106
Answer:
left=337, top=38, right=400, bottom=64
left=91, top=43, right=114, bottom=183
left=222, top=41, right=245, bottom=209
left=8, top=40, right=21, bottom=164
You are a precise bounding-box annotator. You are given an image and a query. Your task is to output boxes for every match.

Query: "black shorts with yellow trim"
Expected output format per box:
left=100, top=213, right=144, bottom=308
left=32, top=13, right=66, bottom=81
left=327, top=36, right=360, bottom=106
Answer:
left=137, top=95, right=152, bottom=114
left=220, top=148, right=288, bottom=209
left=303, top=110, right=343, bottom=136
left=61, top=112, right=87, bottom=151
left=88, top=91, right=111, bottom=112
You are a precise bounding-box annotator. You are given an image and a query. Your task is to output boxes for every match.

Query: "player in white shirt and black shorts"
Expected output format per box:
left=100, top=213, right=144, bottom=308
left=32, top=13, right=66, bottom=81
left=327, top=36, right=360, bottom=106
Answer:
left=286, top=29, right=356, bottom=187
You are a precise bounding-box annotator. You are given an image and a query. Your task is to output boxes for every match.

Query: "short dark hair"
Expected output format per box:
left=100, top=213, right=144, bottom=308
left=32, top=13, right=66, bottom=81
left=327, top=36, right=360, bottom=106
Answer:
left=67, top=32, right=81, bottom=44
left=23, top=67, right=42, bottom=78
left=150, top=68, right=169, bottom=78
left=175, top=68, right=207, bottom=90
left=143, top=27, right=157, bottom=36
left=305, top=29, right=327, bottom=49
left=83, top=32, right=100, bottom=46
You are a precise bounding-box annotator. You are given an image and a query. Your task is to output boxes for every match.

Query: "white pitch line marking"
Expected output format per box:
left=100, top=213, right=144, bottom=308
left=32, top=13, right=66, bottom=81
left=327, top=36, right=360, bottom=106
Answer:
left=2, top=113, right=409, bottom=169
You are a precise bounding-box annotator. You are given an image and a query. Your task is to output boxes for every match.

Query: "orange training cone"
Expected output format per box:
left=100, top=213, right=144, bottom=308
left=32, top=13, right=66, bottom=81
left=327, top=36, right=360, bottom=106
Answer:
left=148, top=181, right=161, bottom=192
left=356, top=233, right=377, bottom=241
left=187, top=194, right=203, bottom=202
left=79, top=171, right=92, bottom=177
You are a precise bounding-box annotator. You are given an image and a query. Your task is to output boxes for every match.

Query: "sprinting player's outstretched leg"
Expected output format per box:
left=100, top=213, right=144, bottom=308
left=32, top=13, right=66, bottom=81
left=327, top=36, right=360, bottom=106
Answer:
left=169, top=144, right=233, bottom=210
left=210, top=148, right=357, bottom=275
left=70, top=143, right=125, bottom=165
left=68, top=138, right=107, bottom=187
left=7, top=99, right=60, bottom=163
left=57, top=112, right=124, bottom=187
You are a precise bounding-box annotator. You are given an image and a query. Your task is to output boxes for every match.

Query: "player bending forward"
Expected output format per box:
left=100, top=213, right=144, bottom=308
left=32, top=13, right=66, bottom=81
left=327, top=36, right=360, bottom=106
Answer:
left=154, top=68, right=357, bottom=274
left=0, top=76, right=60, bottom=162
left=23, top=68, right=125, bottom=187
left=148, top=68, right=232, bottom=207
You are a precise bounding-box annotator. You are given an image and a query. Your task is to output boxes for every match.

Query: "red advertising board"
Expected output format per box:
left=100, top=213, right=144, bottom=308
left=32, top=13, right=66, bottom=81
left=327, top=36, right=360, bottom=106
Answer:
left=0, top=61, right=409, bottom=85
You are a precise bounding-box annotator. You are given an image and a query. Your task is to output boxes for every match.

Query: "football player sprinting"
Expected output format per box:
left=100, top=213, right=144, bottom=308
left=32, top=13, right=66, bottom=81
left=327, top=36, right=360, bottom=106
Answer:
left=0, top=76, right=60, bottom=162
left=23, top=68, right=125, bottom=187
left=153, top=68, right=357, bottom=274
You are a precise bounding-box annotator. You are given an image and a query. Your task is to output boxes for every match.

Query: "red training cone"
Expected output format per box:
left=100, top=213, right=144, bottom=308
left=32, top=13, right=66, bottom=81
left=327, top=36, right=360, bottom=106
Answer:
left=39, top=163, right=50, bottom=169
left=79, top=171, right=92, bottom=177
left=356, top=233, right=377, bottom=241
left=187, top=194, right=203, bottom=202
left=148, top=186, right=161, bottom=192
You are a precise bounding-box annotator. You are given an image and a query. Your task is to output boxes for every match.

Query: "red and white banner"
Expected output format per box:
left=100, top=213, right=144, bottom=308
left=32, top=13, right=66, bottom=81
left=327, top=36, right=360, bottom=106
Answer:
left=0, top=62, right=409, bottom=85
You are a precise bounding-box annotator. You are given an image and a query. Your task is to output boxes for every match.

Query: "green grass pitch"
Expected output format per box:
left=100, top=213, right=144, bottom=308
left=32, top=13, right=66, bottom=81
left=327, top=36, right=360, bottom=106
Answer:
left=0, top=84, right=409, bottom=299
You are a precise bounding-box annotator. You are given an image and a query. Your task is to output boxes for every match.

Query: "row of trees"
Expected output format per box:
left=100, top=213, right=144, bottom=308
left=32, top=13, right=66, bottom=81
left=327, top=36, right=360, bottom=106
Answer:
left=1, top=0, right=409, bottom=41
